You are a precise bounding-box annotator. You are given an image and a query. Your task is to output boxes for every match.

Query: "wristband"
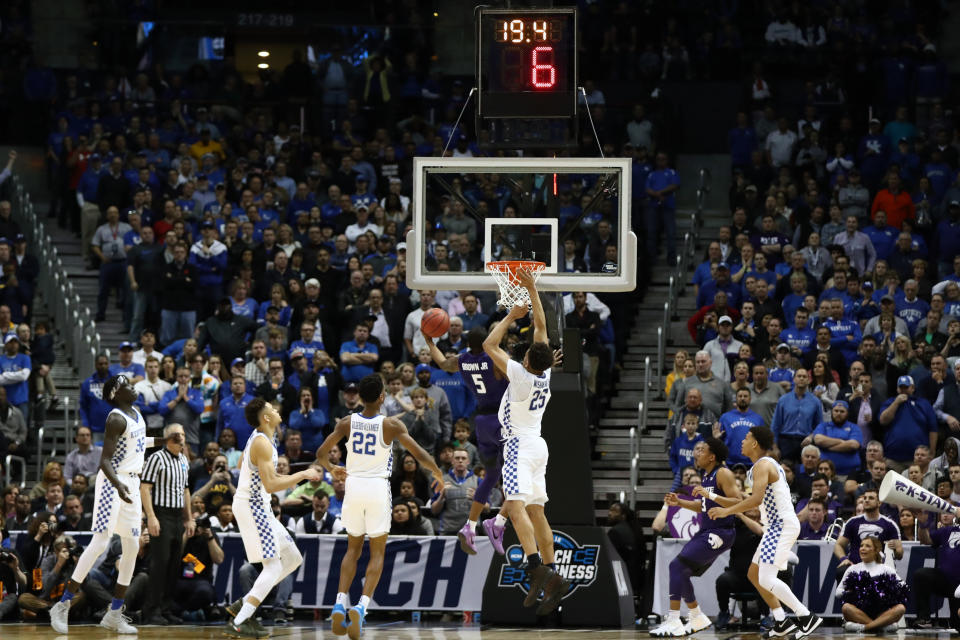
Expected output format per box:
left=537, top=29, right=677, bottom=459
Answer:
left=707, top=490, right=718, bottom=501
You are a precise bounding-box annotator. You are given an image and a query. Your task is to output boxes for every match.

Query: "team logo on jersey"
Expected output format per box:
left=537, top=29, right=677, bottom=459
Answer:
left=708, top=533, right=724, bottom=550
left=498, top=530, right=600, bottom=598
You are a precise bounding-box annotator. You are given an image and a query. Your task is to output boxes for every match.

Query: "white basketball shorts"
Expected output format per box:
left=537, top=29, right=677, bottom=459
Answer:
left=341, top=476, right=391, bottom=538
left=751, top=518, right=800, bottom=570
left=502, top=435, right=549, bottom=506
left=234, top=494, right=295, bottom=563
left=91, top=470, right=143, bottom=539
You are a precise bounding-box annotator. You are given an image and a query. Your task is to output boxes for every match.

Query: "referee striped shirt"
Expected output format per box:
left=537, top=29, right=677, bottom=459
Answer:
left=141, top=447, right=189, bottom=509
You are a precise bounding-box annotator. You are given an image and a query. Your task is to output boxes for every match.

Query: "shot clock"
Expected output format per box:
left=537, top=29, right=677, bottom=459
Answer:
left=477, top=7, right=577, bottom=120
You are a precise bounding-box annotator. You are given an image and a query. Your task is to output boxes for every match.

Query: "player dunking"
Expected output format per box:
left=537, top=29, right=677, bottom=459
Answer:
left=225, top=397, right=321, bottom=638
left=316, top=374, right=444, bottom=639
left=50, top=375, right=153, bottom=635
left=707, top=426, right=823, bottom=639
left=652, top=438, right=741, bottom=636
left=424, top=326, right=512, bottom=554
left=482, top=268, right=569, bottom=615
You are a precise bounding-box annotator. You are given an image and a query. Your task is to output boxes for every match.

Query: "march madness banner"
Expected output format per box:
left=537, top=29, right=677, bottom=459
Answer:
left=9, top=533, right=494, bottom=611
left=654, top=539, right=950, bottom=617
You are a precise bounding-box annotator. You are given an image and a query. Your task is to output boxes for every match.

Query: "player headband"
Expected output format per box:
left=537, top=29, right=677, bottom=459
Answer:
left=110, top=376, right=127, bottom=400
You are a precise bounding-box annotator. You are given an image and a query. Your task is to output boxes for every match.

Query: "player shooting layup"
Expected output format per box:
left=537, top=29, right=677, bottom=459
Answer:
left=652, top=437, right=741, bottom=636
left=424, top=326, right=512, bottom=554
left=224, top=397, right=322, bottom=638
left=50, top=375, right=154, bottom=635
left=316, top=374, right=444, bottom=639
left=707, top=426, right=823, bottom=639
left=482, top=268, right=569, bottom=616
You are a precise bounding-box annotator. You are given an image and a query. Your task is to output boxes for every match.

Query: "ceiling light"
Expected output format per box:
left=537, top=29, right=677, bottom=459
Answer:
left=258, top=50, right=270, bottom=58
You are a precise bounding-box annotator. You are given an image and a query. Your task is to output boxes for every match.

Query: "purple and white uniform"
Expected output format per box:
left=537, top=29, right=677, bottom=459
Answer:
left=458, top=350, right=509, bottom=505
left=670, top=466, right=736, bottom=602
left=840, top=513, right=901, bottom=563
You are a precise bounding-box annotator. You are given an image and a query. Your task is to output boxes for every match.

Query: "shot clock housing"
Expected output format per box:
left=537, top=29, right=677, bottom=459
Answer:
left=476, top=7, right=578, bottom=149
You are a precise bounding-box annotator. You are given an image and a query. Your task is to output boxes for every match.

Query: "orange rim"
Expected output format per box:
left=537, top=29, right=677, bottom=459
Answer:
left=485, top=260, right=546, bottom=273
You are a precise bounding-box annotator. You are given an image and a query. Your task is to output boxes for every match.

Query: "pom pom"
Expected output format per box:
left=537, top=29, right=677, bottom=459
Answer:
left=841, top=570, right=909, bottom=617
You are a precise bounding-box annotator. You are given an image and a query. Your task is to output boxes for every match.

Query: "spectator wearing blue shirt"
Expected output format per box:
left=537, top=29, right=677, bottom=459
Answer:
left=696, top=263, right=741, bottom=310
left=108, top=342, right=145, bottom=383
left=863, top=210, right=899, bottom=262
left=217, top=375, right=256, bottom=449
left=0, top=335, right=31, bottom=425
left=924, top=150, right=952, bottom=204
left=823, top=299, right=863, bottom=365
left=228, top=280, right=258, bottom=320
left=669, top=413, right=704, bottom=490
left=339, top=323, right=379, bottom=384
left=896, top=280, right=930, bottom=336
left=806, top=400, right=864, bottom=475
left=935, top=204, right=960, bottom=277
left=770, top=368, right=823, bottom=462
left=716, top=388, right=766, bottom=466
left=692, top=242, right=723, bottom=294
left=429, top=350, right=477, bottom=422
left=457, top=294, right=489, bottom=331
left=78, top=154, right=105, bottom=267
left=878, top=375, right=938, bottom=470
left=728, top=112, right=758, bottom=169
left=644, top=152, right=681, bottom=265
left=289, top=323, right=325, bottom=371
left=79, top=355, right=113, bottom=437
left=782, top=309, right=816, bottom=355
left=289, top=390, right=327, bottom=452
left=189, top=221, right=229, bottom=320
left=158, top=367, right=206, bottom=452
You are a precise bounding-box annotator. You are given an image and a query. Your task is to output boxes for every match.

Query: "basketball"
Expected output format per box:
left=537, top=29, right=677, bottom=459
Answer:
left=420, top=308, right=450, bottom=338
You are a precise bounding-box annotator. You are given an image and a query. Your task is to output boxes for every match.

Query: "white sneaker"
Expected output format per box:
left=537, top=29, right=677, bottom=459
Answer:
left=49, top=600, right=70, bottom=634
left=684, top=612, right=713, bottom=634
left=651, top=616, right=687, bottom=637
left=842, top=621, right=865, bottom=633
left=100, top=606, right=137, bottom=634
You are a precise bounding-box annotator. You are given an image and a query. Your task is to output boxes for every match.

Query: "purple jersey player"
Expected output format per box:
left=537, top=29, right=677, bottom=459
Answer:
left=652, top=437, right=741, bottom=637
left=425, top=326, right=511, bottom=555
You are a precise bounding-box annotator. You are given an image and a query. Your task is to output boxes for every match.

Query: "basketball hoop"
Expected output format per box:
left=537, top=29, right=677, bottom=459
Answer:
left=485, top=260, right=547, bottom=308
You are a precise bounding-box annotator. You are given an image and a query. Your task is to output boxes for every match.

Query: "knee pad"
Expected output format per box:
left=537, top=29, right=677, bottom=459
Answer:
left=757, top=563, right=779, bottom=591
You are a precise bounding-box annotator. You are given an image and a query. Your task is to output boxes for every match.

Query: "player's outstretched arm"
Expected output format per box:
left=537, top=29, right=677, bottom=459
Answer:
left=315, top=416, right=351, bottom=481
left=253, top=436, right=320, bottom=492
left=516, top=267, right=547, bottom=344
left=483, top=303, right=528, bottom=373
left=385, top=417, right=444, bottom=494
left=708, top=459, right=771, bottom=518
left=692, top=467, right=743, bottom=507
left=422, top=330, right=459, bottom=372
left=99, top=413, right=133, bottom=503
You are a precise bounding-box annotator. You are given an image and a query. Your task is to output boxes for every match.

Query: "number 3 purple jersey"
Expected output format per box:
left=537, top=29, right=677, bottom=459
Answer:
left=458, top=351, right=509, bottom=412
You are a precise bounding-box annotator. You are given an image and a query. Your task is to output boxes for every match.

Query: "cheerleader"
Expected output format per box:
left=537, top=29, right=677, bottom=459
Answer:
left=836, top=536, right=908, bottom=633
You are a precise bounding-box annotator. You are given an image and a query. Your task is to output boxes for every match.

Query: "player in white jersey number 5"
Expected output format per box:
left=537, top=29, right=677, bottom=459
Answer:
left=225, top=397, right=322, bottom=638
left=707, top=426, right=823, bottom=639
left=316, top=374, right=444, bottom=639
left=49, top=375, right=159, bottom=635
left=482, top=267, right=570, bottom=616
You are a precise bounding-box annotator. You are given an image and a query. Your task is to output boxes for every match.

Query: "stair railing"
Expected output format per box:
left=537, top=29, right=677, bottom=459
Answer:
left=12, top=176, right=103, bottom=380
left=629, top=454, right=639, bottom=511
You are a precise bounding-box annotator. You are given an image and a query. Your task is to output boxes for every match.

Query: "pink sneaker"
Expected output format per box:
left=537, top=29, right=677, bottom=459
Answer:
left=458, top=522, right=478, bottom=555
left=483, top=519, right=505, bottom=555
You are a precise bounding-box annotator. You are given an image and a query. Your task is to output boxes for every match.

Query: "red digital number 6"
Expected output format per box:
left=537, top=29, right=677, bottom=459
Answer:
left=531, top=46, right=556, bottom=89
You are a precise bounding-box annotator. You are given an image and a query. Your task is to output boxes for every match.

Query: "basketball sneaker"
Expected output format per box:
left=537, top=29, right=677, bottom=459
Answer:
left=650, top=615, right=687, bottom=637
left=794, top=613, right=823, bottom=639
left=536, top=571, right=571, bottom=616
left=225, top=618, right=265, bottom=638
left=763, top=618, right=798, bottom=638
left=100, top=606, right=138, bottom=634
left=842, top=622, right=865, bottom=633
left=458, top=521, right=478, bottom=555
left=331, top=603, right=349, bottom=636
left=482, top=518, right=505, bottom=555
left=347, top=603, right=366, bottom=640
left=684, top=611, right=713, bottom=634
left=523, top=565, right=554, bottom=607
left=226, top=599, right=267, bottom=636
left=49, top=600, right=70, bottom=634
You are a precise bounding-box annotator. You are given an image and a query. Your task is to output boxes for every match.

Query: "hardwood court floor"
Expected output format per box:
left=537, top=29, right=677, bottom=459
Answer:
left=0, top=622, right=955, bottom=639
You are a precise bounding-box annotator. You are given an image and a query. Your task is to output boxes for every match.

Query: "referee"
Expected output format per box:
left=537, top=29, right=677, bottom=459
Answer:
left=140, top=422, right=195, bottom=625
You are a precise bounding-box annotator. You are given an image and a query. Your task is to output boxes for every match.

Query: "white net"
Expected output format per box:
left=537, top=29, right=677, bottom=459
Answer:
left=485, top=261, right=546, bottom=308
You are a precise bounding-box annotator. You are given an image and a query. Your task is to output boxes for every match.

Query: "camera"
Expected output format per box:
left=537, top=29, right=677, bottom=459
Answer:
left=68, top=543, right=84, bottom=558
left=215, top=462, right=226, bottom=473
left=47, top=521, right=58, bottom=534
left=195, top=515, right=211, bottom=530
left=0, top=550, right=16, bottom=564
